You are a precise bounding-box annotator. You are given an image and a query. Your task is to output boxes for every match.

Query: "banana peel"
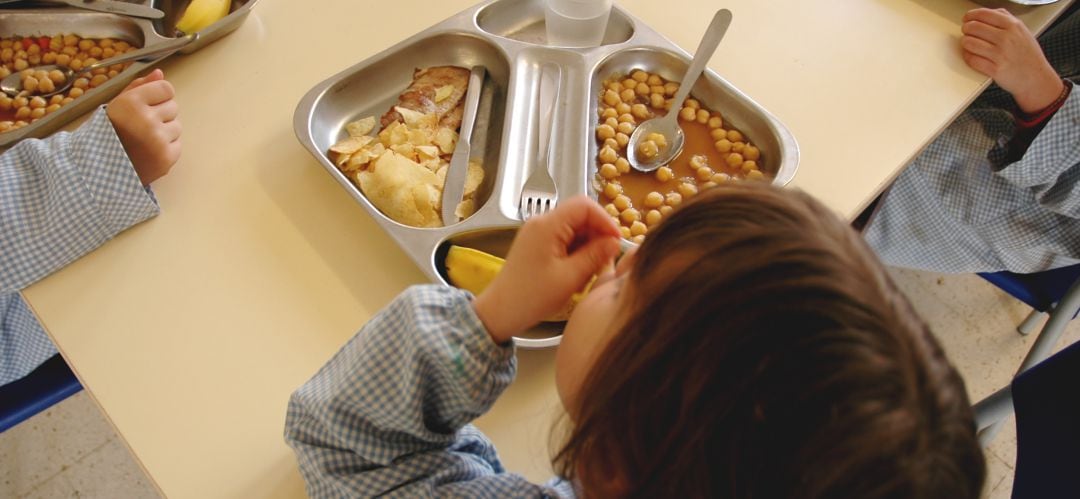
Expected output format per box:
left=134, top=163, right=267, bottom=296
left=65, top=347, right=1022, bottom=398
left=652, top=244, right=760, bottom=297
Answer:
left=445, top=245, right=592, bottom=322
left=175, top=0, right=231, bottom=34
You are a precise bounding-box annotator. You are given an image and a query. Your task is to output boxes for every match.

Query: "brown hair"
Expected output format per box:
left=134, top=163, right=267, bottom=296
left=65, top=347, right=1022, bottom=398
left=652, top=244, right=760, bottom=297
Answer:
left=554, top=183, right=984, bottom=498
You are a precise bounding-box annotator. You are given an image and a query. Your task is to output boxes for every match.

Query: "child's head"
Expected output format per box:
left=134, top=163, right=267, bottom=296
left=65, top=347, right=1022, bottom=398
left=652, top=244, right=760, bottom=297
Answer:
left=554, top=182, right=985, bottom=498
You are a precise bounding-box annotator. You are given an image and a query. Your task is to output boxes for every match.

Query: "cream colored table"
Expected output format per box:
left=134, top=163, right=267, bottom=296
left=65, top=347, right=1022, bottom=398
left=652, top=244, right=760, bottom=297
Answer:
left=20, top=0, right=1074, bottom=497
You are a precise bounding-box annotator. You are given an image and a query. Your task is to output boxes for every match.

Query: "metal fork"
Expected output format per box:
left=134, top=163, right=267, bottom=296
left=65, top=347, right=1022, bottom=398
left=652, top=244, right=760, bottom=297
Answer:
left=519, top=63, right=560, bottom=220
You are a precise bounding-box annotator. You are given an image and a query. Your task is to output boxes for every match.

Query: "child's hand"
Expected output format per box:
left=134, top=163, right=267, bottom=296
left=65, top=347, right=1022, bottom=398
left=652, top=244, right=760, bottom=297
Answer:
left=106, top=69, right=181, bottom=185
left=960, top=8, right=1065, bottom=114
left=473, top=196, right=622, bottom=344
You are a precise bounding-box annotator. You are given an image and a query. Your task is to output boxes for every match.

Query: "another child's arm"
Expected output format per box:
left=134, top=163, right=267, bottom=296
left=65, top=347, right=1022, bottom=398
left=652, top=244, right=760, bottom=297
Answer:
left=285, top=197, right=619, bottom=498
left=0, top=69, right=179, bottom=292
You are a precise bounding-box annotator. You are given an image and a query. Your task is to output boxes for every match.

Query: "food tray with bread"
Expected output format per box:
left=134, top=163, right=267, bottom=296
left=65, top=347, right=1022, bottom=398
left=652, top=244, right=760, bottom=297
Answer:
left=0, top=0, right=259, bottom=148
left=293, top=0, right=799, bottom=347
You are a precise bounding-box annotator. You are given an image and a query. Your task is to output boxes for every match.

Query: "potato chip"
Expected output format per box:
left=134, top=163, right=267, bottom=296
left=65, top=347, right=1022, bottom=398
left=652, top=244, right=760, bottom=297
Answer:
left=455, top=198, right=476, bottom=219
left=356, top=151, right=442, bottom=228
left=346, top=116, right=376, bottom=137
left=329, top=135, right=373, bottom=156
left=464, top=161, right=484, bottom=197
left=394, top=106, right=438, bottom=129
left=433, top=127, right=458, bottom=155
left=435, top=85, right=455, bottom=103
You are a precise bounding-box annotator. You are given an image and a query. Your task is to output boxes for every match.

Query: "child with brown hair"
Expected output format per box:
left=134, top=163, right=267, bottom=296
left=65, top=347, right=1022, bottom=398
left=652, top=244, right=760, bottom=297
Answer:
left=285, top=183, right=985, bottom=498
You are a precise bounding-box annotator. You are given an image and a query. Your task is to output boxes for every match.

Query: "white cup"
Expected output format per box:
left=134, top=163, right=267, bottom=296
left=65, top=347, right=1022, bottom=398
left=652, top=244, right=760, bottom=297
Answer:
left=544, top=0, right=613, bottom=48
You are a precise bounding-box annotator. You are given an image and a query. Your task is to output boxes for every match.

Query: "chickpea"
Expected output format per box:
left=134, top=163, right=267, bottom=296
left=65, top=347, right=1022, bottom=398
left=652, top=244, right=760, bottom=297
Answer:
left=0, top=95, right=10, bottom=111
left=619, top=88, right=635, bottom=103
left=109, top=64, right=125, bottom=73
left=37, top=78, right=55, bottom=94
left=649, top=85, right=665, bottom=95
left=68, top=87, right=84, bottom=98
left=607, top=81, right=623, bottom=93
left=630, top=220, right=648, bottom=237
left=644, top=191, right=664, bottom=209
left=28, top=107, right=44, bottom=119
left=685, top=98, right=700, bottom=110
left=710, top=128, right=727, bottom=141
left=102, top=47, right=116, bottom=59
left=646, top=132, right=667, bottom=149
left=603, top=137, right=618, bottom=150
left=89, top=46, right=103, bottom=58
left=688, top=154, right=707, bottom=170
left=646, top=74, right=662, bottom=86
left=617, top=113, right=635, bottom=125
left=603, top=89, right=620, bottom=107
left=649, top=93, right=665, bottom=109
left=596, top=123, right=616, bottom=141
left=678, top=106, right=696, bottom=121
left=599, top=145, right=619, bottom=164
left=34, top=70, right=48, bottom=82
left=13, top=59, right=28, bottom=71
left=663, top=81, right=679, bottom=96
left=99, top=38, right=114, bottom=48
left=605, top=203, right=620, bottom=217
left=27, top=44, right=40, bottom=55
left=712, top=172, right=732, bottom=184
left=746, top=170, right=766, bottom=181
left=63, top=34, right=78, bottom=47
left=49, top=94, right=63, bottom=105
left=29, top=96, right=46, bottom=109
left=115, top=41, right=130, bottom=51
left=56, top=53, right=71, bottom=66
left=616, top=121, right=634, bottom=136
left=604, top=116, right=619, bottom=129
left=630, top=103, right=649, bottom=120
left=645, top=209, right=662, bottom=227
left=663, top=99, right=674, bottom=111
left=714, top=139, right=732, bottom=154
left=78, top=39, right=95, bottom=51
left=613, top=194, right=631, bottom=212
left=615, top=102, right=631, bottom=115
left=599, top=162, right=619, bottom=179
left=21, top=75, right=38, bottom=93
left=601, top=107, right=618, bottom=119
left=620, top=226, right=632, bottom=239
left=615, top=157, right=630, bottom=174
left=635, top=82, right=650, bottom=96
left=621, top=78, right=636, bottom=90
left=665, top=192, right=683, bottom=206
left=603, top=182, right=623, bottom=199
left=30, top=55, right=42, bottom=66
left=42, top=52, right=57, bottom=64
left=620, top=208, right=641, bottom=225
left=615, top=132, right=630, bottom=148
left=638, top=139, right=659, bottom=159
left=0, top=122, right=9, bottom=133
left=726, top=129, right=744, bottom=142
left=0, top=48, right=10, bottom=62
left=707, top=116, right=723, bottom=129
left=15, top=106, right=31, bottom=119
left=695, top=109, right=709, bottom=124
left=743, top=160, right=759, bottom=172
left=68, top=59, right=83, bottom=71
left=726, top=152, right=745, bottom=169
left=61, top=46, right=77, bottom=57
left=659, top=205, right=674, bottom=216
left=12, top=96, right=28, bottom=109
left=701, top=181, right=718, bottom=190
left=631, top=234, right=646, bottom=245
left=89, top=74, right=108, bottom=88
left=696, top=166, right=714, bottom=181
left=744, top=145, right=760, bottom=161
left=44, top=103, right=61, bottom=114
left=677, top=182, right=698, bottom=198
left=92, top=67, right=107, bottom=77
left=631, top=70, right=648, bottom=82
left=655, top=166, right=674, bottom=182
left=0, top=39, right=9, bottom=48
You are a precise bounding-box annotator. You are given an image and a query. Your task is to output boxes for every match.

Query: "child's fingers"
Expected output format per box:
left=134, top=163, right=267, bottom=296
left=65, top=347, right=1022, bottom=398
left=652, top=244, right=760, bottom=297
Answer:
left=122, top=68, right=165, bottom=92
left=128, top=79, right=175, bottom=106
left=160, top=119, right=182, bottom=144
left=556, top=196, right=622, bottom=239
left=959, top=34, right=998, bottom=61
left=962, top=8, right=1013, bottom=29
left=153, top=99, right=179, bottom=122
left=961, top=19, right=1004, bottom=45
left=962, top=50, right=996, bottom=77
left=565, top=237, right=622, bottom=285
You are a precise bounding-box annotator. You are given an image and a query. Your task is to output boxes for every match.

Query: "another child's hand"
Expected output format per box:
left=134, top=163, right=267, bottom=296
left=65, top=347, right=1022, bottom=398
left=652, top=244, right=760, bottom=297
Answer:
left=106, top=69, right=181, bottom=185
left=960, top=8, right=1064, bottom=114
left=473, top=196, right=622, bottom=344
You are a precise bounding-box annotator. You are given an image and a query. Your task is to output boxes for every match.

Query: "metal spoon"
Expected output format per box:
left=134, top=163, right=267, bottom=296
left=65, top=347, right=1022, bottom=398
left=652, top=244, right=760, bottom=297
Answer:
left=0, top=33, right=198, bottom=98
left=627, top=9, right=732, bottom=172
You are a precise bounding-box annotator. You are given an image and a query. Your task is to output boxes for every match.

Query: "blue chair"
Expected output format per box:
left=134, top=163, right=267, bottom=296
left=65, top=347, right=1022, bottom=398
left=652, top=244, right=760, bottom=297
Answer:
left=972, top=263, right=1080, bottom=445
left=0, top=354, right=83, bottom=433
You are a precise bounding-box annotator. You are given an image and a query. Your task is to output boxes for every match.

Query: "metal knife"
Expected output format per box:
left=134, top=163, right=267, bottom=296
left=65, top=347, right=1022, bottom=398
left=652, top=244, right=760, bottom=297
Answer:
left=441, top=65, right=487, bottom=226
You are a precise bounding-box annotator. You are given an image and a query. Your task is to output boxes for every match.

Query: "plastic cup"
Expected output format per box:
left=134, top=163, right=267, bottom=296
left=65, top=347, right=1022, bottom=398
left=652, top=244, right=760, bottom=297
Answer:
left=544, top=0, right=613, bottom=48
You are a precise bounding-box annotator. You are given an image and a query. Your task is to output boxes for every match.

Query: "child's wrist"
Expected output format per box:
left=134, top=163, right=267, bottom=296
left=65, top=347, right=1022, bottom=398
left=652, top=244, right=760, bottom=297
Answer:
left=473, top=292, right=518, bottom=345
left=1015, top=78, right=1071, bottom=128
left=1014, top=72, right=1068, bottom=115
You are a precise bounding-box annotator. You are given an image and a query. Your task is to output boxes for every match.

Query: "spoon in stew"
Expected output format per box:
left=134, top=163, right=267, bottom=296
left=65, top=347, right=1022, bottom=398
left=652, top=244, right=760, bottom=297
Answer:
left=0, top=33, right=198, bottom=98
left=626, top=9, right=732, bottom=172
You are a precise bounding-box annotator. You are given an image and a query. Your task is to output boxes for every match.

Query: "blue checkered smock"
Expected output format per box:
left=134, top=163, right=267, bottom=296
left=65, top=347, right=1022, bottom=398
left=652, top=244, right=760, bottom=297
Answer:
left=286, top=285, right=577, bottom=498
left=1, top=108, right=159, bottom=385
left=864, top=8, right=1080, bottom=273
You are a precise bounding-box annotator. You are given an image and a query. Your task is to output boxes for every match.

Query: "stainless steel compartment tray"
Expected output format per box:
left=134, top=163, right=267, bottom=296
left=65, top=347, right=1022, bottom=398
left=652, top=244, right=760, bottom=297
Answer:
left=0, top=0, right=259, bottom=149
left=294, top=0, right=800, bottom=347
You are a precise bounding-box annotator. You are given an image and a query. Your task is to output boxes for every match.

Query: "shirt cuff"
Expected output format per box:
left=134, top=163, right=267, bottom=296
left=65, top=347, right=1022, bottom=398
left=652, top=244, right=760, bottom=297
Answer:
left=68, top=107, right=160, bottom=235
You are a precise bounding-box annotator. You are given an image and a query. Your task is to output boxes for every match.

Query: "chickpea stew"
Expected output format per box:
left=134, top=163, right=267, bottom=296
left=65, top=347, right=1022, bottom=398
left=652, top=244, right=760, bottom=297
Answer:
left=595, top=69, right=769, bottom=244
left=0, top=35, right=138, bottom=133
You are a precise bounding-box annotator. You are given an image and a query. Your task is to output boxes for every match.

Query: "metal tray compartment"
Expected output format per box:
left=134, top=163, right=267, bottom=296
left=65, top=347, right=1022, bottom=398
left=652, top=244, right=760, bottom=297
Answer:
left=0, top=0, right=258, bottom=148
left=295, top=0, right=801, bottom=348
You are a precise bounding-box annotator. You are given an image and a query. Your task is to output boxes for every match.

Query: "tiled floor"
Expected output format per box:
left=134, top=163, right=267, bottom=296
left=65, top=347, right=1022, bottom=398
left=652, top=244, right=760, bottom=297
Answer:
left=2, top=267, right=1078, bottom=498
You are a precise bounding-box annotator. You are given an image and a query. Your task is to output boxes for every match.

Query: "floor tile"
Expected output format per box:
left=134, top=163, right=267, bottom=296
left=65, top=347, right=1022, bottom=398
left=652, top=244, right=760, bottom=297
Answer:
left=59, top=439, right=160, bottom=498
left=0, top=396, right=78, bottom=497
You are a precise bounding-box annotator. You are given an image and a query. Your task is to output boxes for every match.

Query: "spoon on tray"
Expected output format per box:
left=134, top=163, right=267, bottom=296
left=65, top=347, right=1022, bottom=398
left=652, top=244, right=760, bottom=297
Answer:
left=627, top=9, right=732, bottom=172
left=0, top=33, right=198, bottom=98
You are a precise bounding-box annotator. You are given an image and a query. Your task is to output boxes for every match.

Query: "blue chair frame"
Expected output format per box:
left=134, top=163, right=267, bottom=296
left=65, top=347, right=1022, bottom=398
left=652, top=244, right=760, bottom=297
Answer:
left=0, top=354, right=83, bottom=433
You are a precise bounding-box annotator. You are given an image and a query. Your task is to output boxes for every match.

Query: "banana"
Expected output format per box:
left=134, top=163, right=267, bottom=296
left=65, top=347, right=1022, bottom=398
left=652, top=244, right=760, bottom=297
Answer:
left=175, top=0, right=231, bottom=34
left=444, top=245, right=593, bottom=322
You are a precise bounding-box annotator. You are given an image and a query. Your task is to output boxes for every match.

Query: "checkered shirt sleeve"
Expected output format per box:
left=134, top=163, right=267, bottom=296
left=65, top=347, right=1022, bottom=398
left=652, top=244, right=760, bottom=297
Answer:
left=285, top=285, right=576, bottom=498
left=1, top=107, right=159, bottom=384
left=864, top=9, right=1080, bottom=274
